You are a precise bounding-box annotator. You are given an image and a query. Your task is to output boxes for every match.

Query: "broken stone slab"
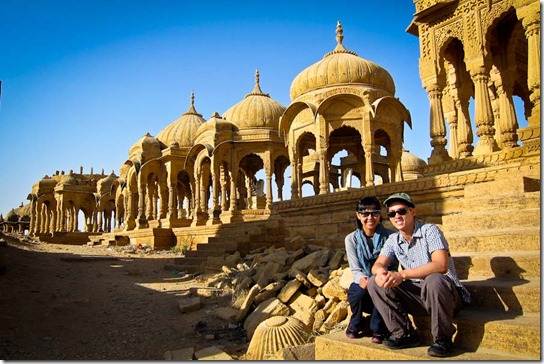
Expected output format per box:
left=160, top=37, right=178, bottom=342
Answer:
left=60, top=255, right=119, bottom=262
left=307, top=268, right=329, bottom=287
left=163, top=347, right=195, bottom=360
left=276, top=279, right=302, bottom=303
left=321, top=300, right=349, bottom=333
left=274, top=342, right=315, bottom=360
left=213, top=306, right=238, bottom=322
left=292, top=268, right=313, bottom=288
left=289, top=249, right=331, bottom=275
left=254, top=280, right=286, bottom=304
left=254, top=261, right=283, bottom=288
left=328, top=249, right=345, bottom=270
left=178, top=296, right=202, bottom=313
left=287, top=291, right=318, bottom=328
left=235, top=284, right=261, bottom=322
left=287, top=235, right=305, bottom=251
left=321, top=275, right=347, bottom=301
left=194, top=346, right=233, bottom=360
left=189, top=287, right=224, bottom=297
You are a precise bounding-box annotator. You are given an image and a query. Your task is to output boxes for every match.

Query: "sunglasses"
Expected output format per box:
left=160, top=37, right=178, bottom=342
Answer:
left=386, top=208, right=410, bottom=218
left=357, top=210, right=381, bottom=217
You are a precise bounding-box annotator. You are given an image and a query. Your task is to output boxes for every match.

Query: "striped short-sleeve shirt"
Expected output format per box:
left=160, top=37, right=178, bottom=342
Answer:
left=380, top=221, right=471, bottom=304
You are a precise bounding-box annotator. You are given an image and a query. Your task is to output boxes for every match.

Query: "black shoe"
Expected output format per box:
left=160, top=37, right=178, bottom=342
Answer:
left=383, top=331, right=421, bottom=349
left=345, top=327, right=365, bottom=339
left=427, top=338, right=453, bottom=357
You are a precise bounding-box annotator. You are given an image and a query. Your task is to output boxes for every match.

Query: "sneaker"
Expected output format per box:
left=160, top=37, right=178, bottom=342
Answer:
left=383, top=331, right=420, bottom=349
left=371, top=333, right=387, bottom=344
left=427, top=339, right=453, bottom=357
left=345, top=327, right=365, bottom=339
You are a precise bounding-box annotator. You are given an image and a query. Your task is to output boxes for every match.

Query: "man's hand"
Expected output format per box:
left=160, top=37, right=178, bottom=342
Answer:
left=375, top=270, right=403, bottom=288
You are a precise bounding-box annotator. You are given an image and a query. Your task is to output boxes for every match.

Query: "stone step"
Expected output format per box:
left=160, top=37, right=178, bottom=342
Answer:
left=463, top=176, right=540, bottom=199
left=441, top=207, right=539, bottom=231
left=452, top=310, right=539, bottom=356
left=452, top=251, right=540, bottom=279
left=444, top=226, right=540, bottom=252
left=463, top=277, right=540, bottom=313
left=463, top=191, right=540, bottom=211
left=315, top=316, right=539, bottom=360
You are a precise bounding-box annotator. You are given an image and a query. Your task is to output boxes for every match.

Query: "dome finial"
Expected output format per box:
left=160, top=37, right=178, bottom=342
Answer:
left=324, top=21, right=357, bottom=58
left=184, top=90, right=202, bottom=117
left=247, top=69, right=269, bottom=98
left=336, top=21, right=344, bottom=46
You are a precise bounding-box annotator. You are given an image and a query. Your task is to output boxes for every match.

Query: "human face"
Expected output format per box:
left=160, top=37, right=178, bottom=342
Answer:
left=387, top=202, right=415, bottom=233
left=356, top=206, right=381, bottom=235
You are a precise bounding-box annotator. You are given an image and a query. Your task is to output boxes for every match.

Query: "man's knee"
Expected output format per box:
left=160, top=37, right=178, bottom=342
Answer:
left=423, top=273, right=451, bottom=294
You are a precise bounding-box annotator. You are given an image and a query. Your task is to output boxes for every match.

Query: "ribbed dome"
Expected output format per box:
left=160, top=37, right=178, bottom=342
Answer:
left=156, top=92, right=206, bottom=148
left=223, top=70, right=286, bottom=130
left=290, top=21, right=395, bottom=101
left=129, top=132, right=161, bottom=161
left=97, top=172, right=117, bottom=196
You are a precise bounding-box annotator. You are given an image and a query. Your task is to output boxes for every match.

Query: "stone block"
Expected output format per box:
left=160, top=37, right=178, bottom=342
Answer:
left=194, top=346, right=233, bottom=360
left=274, top=343, right=315, bottom=360
left=178, top=296, right=202, bottom=313
left=290, top=249, right=331, bottom=274
left=288, top=291, right=318, bottom=328
left=322, top=276, right=347, bottom=301
left=307, top=269, right=328, bottom=287
left=254, top=280, right=286, bottom=304
left=213, top=306, right=238, bottom=322
left=277, top=279, right=302, bottom=303
left=163, top=347, right=194, bottom=360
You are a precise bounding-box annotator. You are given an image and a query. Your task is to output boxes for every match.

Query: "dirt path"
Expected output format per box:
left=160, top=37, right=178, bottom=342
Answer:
left=0, top=233, right=247, bottom=360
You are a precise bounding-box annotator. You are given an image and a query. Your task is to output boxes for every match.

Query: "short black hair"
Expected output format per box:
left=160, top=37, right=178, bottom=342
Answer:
left=355, top=196, right=381, bottom=230
left=356, top=196, right=381, bottom=212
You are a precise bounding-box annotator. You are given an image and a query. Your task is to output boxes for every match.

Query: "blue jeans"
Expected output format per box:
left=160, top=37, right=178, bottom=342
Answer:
left=347, top=282, right=389, bottom=334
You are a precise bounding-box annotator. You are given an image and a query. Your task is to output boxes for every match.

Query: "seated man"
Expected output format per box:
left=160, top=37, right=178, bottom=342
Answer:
left=367, top=192, right=471, bottom=357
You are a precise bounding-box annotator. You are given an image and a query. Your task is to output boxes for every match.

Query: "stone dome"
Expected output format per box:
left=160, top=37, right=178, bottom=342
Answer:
left=196, top=112, right=236, bottom=135
left=223, top=70, right=286, bottom=130
left=156, top=92, right=206, bottom=148
left=60, top=172, right=78, bottom=186
left=6, top=209, right=19, bottom=223
left=401, top=149, right=427, bottom=180
left=290, top=21, right=396, bottom=101
left=129, top=132, right=161, bottom=162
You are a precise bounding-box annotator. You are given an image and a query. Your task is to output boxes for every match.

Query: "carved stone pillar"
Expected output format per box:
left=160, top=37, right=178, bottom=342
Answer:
left=456, top=97, right=474, bottom=158
left=426, top=82, right=452, bottom=164
left=522, top=12, right=540, bottom=126
left=363, top=144, right=374, bottom=187
left=495, top=74, right=519, bottom=149
left=290, top=159, right=299, bottom=199
left=469, top=66, right=499, bottom=155
left=317, top=149, right=328, bottom=195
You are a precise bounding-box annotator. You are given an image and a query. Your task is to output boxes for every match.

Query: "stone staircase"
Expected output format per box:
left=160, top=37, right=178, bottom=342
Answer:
left=315, top=172, right=541, bottom=360
left=172, top=217, right=287, bottom=273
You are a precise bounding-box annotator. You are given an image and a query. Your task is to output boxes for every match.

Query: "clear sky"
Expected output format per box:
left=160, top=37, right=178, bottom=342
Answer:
left=0, top=0, right=431, bottom=217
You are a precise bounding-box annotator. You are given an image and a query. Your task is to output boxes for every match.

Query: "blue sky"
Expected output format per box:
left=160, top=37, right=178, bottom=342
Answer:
left=0, top=0, right=430, bottom=216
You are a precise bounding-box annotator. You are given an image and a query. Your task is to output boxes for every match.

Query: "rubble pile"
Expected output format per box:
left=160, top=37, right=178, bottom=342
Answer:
left=200, top=235, right=354, bottom=359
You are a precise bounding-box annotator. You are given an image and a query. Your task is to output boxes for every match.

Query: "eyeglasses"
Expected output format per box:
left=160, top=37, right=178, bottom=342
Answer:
left=386, top=208, right=410, bottom=218
left=357, top=210, right=381, bottom=217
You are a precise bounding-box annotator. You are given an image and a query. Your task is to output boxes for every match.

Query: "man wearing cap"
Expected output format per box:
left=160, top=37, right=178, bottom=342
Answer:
left=367, top=192, right=471, bottom=358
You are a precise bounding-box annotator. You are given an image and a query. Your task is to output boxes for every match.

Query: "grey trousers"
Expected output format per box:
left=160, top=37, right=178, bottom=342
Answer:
left=367, top=273, right=464, bottom=341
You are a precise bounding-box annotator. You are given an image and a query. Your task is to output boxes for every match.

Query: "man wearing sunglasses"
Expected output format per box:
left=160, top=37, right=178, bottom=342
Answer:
left=344, top=196, right=395, bottom=344
left=367, top=192, right=471, bottom=358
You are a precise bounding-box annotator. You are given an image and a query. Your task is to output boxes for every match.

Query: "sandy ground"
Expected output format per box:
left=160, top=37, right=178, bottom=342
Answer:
left=0, top=233, right=248, bottom=360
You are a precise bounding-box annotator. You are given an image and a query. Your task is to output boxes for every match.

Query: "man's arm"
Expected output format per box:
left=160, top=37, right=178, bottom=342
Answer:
left=399, top=249, right=449, bottom=280
left=378, top=249, right=449, bottom=288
